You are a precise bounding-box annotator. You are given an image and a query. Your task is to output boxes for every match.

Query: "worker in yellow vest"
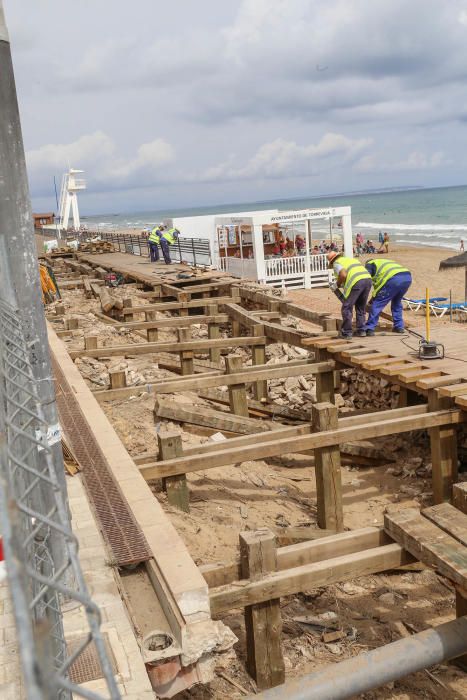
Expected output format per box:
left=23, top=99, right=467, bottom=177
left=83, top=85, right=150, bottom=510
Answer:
left=365, top=258, right=412, bottom=336
left=149, top=224, right=164, bottom=262
left=159, top=227, right=179, bottom=265
left=327, top=251, right=372, bottom=338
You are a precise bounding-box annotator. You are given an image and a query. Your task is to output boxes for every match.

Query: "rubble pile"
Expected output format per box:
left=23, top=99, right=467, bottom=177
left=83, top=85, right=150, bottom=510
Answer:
left=340, top=368, right=399, bottom=410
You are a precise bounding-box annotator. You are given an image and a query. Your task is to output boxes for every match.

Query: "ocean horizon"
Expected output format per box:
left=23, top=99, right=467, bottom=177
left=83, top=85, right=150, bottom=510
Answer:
left=82, top=183, right=467, bottom=251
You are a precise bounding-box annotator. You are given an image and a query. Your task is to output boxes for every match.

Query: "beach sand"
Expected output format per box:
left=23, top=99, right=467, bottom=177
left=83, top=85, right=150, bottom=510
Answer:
left=290, top=244, right=466, bottom=318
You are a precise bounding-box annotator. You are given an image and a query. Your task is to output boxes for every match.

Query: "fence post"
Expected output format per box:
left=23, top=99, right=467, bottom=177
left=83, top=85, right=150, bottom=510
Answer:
left=192, top=238, right=197, bottom=267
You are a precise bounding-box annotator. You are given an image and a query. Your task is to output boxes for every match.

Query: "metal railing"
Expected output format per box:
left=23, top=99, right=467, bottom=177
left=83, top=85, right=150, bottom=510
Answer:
left=88, top=231, right=212, bottom=266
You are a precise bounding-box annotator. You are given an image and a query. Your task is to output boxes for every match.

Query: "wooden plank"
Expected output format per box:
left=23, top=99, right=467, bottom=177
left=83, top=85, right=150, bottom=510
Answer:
left=158, top=433, right=189, bottom=512
left=379, top=362, right=421, bottom=376
left=418, top=373, right=467, bottom=391
left=198, top=390, right=308, bottom=421
left=438, top=382, right=467, bottom=398
left=358, top=356, right=403, bottom=370
left=223, top=303, right=261, bottom=330
left=456, top=395, right=467, bottom=408
left=153, top=397, right=275, bottom=435
left=423, top=503, right=467, bottom=547
left=210, top=543, right=413, bottom=614
left=312, top=403, right=343, bottom=532
left=396, top=367, right=440, bottom=381
left=114, top=314, right=229, bottom=331
left=69, top=335, right=267, bottom=359
left=199, top=527, right=387, bottom=588
left=121, top=295, right=237, bottom=315
left=240, top=530, right=285, bottom=689
left=262, top=320, right=308, bottom=347
left=384, top=508, right=467, bottom=588
left=150, top=360, right=335, bottom=394
left=350, top=353, right=390, bottom=366
left=140, top=407, right=464, bottom=481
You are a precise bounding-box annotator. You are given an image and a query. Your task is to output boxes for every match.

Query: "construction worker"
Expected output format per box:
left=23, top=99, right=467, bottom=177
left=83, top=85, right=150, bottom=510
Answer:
left=327, top=251, right=372, bottom=338
left=364, top=258, right=412, bottom=336
left=148, top=224, right=164, bottom=262
left=159, top=227, right=180, bottom=265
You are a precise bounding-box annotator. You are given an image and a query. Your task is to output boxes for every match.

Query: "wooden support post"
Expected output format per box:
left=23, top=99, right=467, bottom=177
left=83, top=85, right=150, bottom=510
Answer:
left=312, top=402, right=344, bottom=532
left=109, top=370, right=126, bottom=389
left=123, top=297, right=133, bottom=322
left=428, top=390, right=458, bottom=504
left=178, top=328, right=194, bottom=375
left=252, top=324, right=267, bottom=401
left=239, top=529, right=285, bottom=690
left=207, top=304, right=221, bottom=364
left=65, top=317, right=79, bottom=330
left=84, top=335, right=98, bottom=351
left=147, top=327, right=159, bottom=343
left=315, top=348, right=335, bottom=404
left=226, top=355, right=249, bottom=417
left=55, top=303, right=65, bottom=316
left=231, top=319, right=241, bottom=338
left=398, top=386, right=420, bottom=408
left=158, top=433, right=189, bottom=512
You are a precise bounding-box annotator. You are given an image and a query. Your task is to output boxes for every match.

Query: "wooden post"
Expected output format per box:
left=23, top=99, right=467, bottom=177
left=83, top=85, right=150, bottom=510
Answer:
left=226, top=355, right=249, bottom=417
left=65, top=317, right=79, bottom=330
left=158, top=433, right=189, bottom=512
left=207, top=304, right=221, bottom=364
left=231, top=319, right=241, bottom=338
left=315, top=347, right=335, bottom=404
left=252, top=324, right=267, bottom=401
left=123, top=297, right=133, bottom=322
left=398, top=386, right=420, bottom=408
left=178, top=328, right=194, bottom=375
left=147, top=327, right=159, bottom=343
left=84, top=335, right=98, bottom=351
left=312, top=402, right=344, bottom=532
left=109, top=370, right=126, bottom=389
left=240, top=529, right=285, bottom=690
left=55, top=303, right=65, bottom=316
left=428, top=390, right=458, bottom=504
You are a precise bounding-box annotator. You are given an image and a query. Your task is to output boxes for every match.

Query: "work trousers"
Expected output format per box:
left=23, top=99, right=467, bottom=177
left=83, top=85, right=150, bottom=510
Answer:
left=341, top=278, right=372, bottom=337
left=366, top=272, right=412, bottom=331
left=149, top=241, right=159, bottom=262
left=160, top=238, right=172, bottom=264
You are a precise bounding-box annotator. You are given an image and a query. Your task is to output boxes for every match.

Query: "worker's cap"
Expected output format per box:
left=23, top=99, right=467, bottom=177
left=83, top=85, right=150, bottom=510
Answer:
left=327, top=251, right=340, bottom=266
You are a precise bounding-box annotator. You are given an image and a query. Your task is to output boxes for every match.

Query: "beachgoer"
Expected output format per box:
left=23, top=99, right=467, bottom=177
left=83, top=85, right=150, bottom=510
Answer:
left=327, top=251, right=372, bottom=338
left=378, top=231, right=384, bottom=245
left=149, top=224, right=165, bottom=262
left=365, top=259, right=412, bottom=335
left=378, top=232, right=389, bottom=254
left=461, top=239, right=465, bottom=252
left=286, top=236, right=295, bottom=254
left=277, top=233, right=287, bottom=255
left=295, top=234, right=306, bottom=255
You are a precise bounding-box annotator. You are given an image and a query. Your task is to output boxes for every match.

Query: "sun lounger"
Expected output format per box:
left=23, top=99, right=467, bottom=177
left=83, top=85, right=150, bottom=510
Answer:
left=428, top=302, right=467, bottom=318
left=403, top=296, right=447, bottom=311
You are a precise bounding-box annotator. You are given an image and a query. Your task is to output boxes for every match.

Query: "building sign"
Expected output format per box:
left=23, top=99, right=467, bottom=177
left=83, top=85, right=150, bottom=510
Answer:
left=270, top=209, right=337, bottom=223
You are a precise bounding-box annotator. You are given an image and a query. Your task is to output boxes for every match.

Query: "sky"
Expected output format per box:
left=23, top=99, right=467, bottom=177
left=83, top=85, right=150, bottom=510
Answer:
left=4, top=0, right=467, bottom=214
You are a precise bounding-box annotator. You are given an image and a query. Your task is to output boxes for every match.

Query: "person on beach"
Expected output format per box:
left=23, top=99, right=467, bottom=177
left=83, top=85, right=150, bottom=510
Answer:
left=149, top=223, right=165, bottom=262
left=295, top=234, right=306, bottom=255
left=461, top=239, right=465, bottom=252
left=364, top=259, right=412, bottom=336
left=327, top=251, right=372, bottom=338
left=378, top=232, right=389, bottom=253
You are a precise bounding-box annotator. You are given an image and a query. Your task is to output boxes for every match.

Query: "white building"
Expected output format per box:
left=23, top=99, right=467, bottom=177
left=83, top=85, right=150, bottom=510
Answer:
left=166, top=205, right=353, bottom=289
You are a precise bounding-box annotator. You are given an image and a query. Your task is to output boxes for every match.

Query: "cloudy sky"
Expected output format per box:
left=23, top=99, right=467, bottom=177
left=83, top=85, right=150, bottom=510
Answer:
left=4, top=0, right=467, bottom=214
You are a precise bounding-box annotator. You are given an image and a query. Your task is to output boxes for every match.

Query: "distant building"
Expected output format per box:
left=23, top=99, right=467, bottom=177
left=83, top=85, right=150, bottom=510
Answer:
left=33, top=212, right=55, bottom=228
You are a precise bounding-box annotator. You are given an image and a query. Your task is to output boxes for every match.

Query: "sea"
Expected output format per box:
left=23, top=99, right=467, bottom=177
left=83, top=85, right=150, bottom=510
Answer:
left=82, top=184, right=467, bottom=251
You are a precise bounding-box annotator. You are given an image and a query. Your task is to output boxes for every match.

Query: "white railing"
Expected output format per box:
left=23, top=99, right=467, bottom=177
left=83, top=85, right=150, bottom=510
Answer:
left=219, top=256, right=257, bottom=279
left=309, top=253, right=328, bottom=272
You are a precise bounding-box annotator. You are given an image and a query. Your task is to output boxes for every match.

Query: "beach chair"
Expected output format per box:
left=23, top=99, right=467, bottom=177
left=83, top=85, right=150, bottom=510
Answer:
left=428, top=302, right=467, bottom=318
left=403, top=296, right=447, bottom=311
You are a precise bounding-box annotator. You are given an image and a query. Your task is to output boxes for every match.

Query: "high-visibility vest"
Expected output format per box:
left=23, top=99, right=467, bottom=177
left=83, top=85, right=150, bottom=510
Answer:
left=332, top=256, right=371, bottom=299
left=149, top=227, right=162, bottom=244
left=366, top=258, right=410, bottom=296
left=161, top=228, right=178, bottom=245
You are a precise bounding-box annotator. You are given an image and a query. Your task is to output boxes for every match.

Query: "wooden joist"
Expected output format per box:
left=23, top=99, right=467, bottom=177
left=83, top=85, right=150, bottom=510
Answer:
left=154, top=397, right=276, bottom=434
left=111, top=314, right=230, bottom=331
left=69, top=335, right=267, bottom=359
left=121, top=295, right=239, bottom=316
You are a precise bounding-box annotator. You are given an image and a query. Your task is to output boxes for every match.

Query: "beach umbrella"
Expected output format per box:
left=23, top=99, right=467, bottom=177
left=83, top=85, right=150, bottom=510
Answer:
left=439, top=251, right=467, bottom=302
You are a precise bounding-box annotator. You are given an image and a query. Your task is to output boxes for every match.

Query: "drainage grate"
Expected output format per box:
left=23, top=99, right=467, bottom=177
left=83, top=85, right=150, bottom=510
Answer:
left=68, top=635, right=117, bottom=684
left=52, top=356, right=152, bottom=567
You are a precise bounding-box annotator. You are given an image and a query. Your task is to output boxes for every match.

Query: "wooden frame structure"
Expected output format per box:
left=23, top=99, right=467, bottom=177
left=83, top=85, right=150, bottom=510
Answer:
left=44, top=248, right=467, bottom=695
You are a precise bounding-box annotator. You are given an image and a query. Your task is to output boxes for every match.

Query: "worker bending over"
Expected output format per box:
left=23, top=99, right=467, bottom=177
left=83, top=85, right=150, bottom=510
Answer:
left=149, top=225, right=180, bottom=264
left=365, top=259, right=412, bottom=336
left=327, top=251, right=372, bottom=338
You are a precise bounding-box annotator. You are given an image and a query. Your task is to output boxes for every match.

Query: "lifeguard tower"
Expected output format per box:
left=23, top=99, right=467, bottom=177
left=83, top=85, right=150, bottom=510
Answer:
left=58, top=168, right=86, bottom=231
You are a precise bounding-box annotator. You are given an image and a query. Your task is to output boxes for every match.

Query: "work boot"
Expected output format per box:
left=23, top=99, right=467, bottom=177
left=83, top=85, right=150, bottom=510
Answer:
left=338, top=332, right=352, bottom=339
left=392, top=327, right=405, bottom=334
left=355, top=330, right=366, bottom=337
left=366, top=329, right=375, bottom=337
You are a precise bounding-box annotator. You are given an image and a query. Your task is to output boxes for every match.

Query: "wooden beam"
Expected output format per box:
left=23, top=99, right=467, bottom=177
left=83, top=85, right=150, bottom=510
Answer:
left=113, top=314, right=230, bottom=331
left=121, top=295, right=238, bottom=315
left=69, top=335, right=267, bottom=359
left=150, top=360, right=335, bottom=394
left=140, top=406, right=462, bottom=481
left=200, top=526, right=387, bottom=588
left=240, top=530, right=285, bottom=690
left=226, top=356, right=249, bottom=417
left=158, top=433, right=189, bottom=512
left=313, top=403, right=343, bottom=532
left=209, top=543, right=413, bottom=614
left=384, top=508, right=467, bottom=589
left=428, top=391, right=458, bottom=504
